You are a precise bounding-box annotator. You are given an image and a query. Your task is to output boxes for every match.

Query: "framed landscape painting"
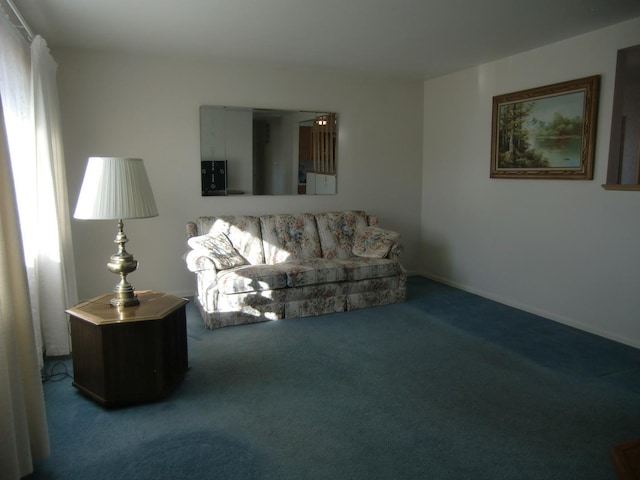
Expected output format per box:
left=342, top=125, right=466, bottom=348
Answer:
left=490, top=75, right=600, bottom=179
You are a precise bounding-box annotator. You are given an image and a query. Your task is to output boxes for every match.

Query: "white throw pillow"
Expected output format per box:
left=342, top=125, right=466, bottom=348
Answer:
left=187, top=233, right=247, bottom=270
left=352, top=226, right=400, bottom=259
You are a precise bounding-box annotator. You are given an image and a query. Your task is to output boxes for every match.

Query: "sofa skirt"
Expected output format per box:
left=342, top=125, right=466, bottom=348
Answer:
left=196, top=274, right=407, bottom=329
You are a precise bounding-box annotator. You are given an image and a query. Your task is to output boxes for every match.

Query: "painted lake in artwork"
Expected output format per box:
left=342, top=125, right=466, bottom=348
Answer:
left=530, top=135, right=582, bottom=168
left=527, top=91, right=585, bottom=168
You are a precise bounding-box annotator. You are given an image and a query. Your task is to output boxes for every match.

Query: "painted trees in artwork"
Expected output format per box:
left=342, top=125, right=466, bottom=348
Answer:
left=497, top=102, right=549, bottom=168
left=535, top=112, right=583, bottom=139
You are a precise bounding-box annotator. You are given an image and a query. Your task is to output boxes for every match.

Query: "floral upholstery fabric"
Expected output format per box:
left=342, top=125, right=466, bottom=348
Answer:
left=204, top=296, right=285, bottom=329
left=187, top=233, right=247, bottom=270
left=346, top=276, right=407, bottom=311
left=315, top=211, right=369, bottom=259
left=198, top=215, right=265, bottom=265
left=260, top=213, right=322, bottom=264
left=333, top=258, right=404, bottom=281
left=352, top=226, right=401, bottom=259
left=284, top=295, right=347, bottom=319
left=197, top=276, right=406, bottom=329
left=282, top=258, right=347, bottom=287
left=186, top=211, right=406, bottom=329
left=217, top=264, right=288, bottom=294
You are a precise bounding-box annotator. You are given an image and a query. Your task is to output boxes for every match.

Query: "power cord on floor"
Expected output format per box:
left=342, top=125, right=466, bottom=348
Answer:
left=41, top=360, right=73, bottom=383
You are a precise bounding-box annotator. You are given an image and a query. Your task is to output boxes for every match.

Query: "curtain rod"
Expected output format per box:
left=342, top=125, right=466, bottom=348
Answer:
left=4, top=0, right=34, bottom=41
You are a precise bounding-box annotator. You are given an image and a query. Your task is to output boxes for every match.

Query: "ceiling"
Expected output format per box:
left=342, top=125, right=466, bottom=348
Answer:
left=13, top=0, right=640, bottom=80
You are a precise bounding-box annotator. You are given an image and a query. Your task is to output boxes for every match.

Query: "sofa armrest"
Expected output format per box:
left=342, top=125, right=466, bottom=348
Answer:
left=186, top=221, right=199, bottom=239
left=387, top=241, right=404, bottom=261
left=185, top=249, right=219, bottom=273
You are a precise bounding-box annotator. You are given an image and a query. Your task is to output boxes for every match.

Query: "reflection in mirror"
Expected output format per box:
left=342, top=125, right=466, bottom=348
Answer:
left=200, top=106, right=337, bottom=195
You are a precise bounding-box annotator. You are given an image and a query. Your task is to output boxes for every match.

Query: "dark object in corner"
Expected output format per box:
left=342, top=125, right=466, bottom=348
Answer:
left=612, top=438, right=640, bottom=479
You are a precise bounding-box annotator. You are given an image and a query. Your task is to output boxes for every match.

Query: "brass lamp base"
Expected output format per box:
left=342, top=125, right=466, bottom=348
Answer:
left=107, top=219, right=140, bottom=308
left=109, top=277, right=139, bottom=307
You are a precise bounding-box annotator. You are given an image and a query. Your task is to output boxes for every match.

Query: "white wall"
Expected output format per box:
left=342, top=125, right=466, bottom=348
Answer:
left=422, top=17, right=640, bottom=348
left=54, top=50, right=424, bottom=300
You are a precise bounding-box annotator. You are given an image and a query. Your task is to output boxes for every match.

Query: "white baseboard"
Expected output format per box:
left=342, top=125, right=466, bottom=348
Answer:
left=413, top=271, right=640, bottom=350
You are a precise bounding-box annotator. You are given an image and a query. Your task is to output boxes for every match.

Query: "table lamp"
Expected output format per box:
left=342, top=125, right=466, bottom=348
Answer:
left=74, top=157, right=158, bottom=307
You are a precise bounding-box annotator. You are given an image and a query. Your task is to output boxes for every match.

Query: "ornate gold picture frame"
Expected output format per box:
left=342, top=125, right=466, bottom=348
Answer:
left=490, top=75, right=600, bottom=179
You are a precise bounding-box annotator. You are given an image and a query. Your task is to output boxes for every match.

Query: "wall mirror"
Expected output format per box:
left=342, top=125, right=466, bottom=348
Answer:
left=200, top=106, right=337, bottom=195
left=604, top=44, right=640, bottom=190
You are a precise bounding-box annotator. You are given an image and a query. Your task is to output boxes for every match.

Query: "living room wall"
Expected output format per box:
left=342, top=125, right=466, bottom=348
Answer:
left=422, top=17, right=640, bottom=347
left=54, top=50, right=424, bottom=300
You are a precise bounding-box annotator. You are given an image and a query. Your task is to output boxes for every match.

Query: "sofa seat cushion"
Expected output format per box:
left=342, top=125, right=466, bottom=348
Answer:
left=281, top=259, right=348, bottom=287
left=218, top=259, right=349, bottom=293
left=333, top=257, right=404, bottom=281
left=217, top=264, right=288, bottom=294
left=217, top=257, right=402, bottom=295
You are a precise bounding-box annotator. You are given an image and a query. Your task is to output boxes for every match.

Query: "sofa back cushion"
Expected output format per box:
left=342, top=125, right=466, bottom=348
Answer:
left=315, top=211, right=369, bottom=259
left=260, top=213, right=322, bottom=264
left=197, top=215, right=265, bottom=265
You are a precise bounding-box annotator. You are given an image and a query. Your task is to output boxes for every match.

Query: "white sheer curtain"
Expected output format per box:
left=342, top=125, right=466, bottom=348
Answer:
left=0, top=92, right=49, bottom=480
left=0, top=6, right=78, bottom=478
left=0, top=15, right=77, bottom=361
left=29, top=36, right=78, bottom=356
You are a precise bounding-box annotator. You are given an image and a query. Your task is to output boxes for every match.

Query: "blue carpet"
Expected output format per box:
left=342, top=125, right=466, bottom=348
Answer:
left=405, top=277, right=640, bottom=388
left=29, top=276, right=640, bottom=479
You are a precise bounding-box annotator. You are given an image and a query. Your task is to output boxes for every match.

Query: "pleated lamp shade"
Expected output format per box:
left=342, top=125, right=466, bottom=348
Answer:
left=74, top=157, right=158, bottom=220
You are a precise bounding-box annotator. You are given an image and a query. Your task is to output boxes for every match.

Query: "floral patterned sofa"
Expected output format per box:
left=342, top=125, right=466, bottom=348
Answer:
left=185, top=211, right=406, bottom=328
